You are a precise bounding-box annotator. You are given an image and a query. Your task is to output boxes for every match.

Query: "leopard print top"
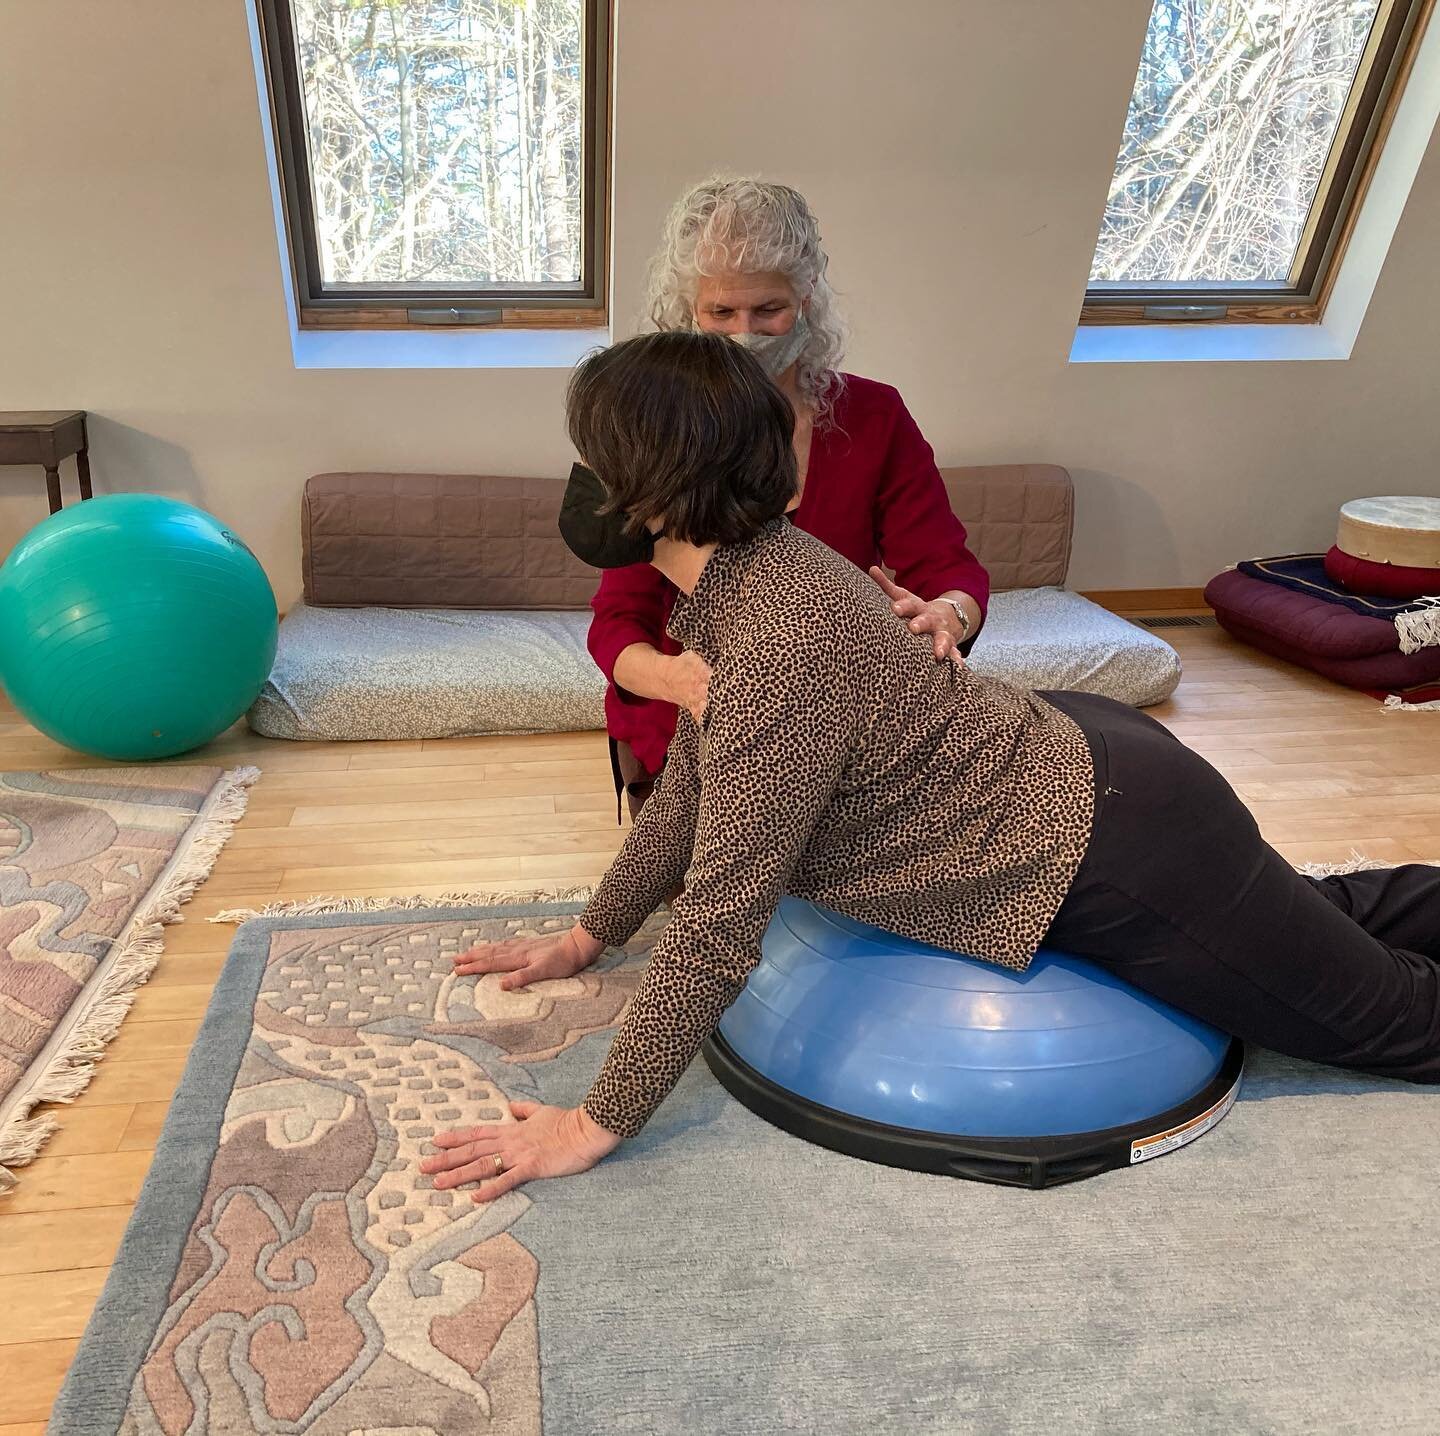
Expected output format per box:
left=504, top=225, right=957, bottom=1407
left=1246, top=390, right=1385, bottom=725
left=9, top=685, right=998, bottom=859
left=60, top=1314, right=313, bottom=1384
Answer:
left=579, top=520, right=1095, bottom=1138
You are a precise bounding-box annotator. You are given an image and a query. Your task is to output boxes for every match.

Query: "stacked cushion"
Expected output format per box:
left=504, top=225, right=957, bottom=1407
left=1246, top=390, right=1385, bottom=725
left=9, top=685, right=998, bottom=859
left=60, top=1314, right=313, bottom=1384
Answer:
left=1323, top=546, right=1440, bottom=602
left=1205, top=567, right=1440, bottom=699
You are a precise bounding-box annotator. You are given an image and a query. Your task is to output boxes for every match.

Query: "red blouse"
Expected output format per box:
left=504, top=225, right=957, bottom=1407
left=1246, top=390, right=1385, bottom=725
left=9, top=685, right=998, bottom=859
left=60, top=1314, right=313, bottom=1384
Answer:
left=586, top=373, right=991, bottom=776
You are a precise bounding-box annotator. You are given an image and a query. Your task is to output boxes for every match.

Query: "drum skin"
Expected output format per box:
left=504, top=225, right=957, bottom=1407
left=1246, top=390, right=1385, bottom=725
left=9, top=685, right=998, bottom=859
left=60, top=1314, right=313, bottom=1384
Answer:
left=1336, top=496, right=1440, bottom=571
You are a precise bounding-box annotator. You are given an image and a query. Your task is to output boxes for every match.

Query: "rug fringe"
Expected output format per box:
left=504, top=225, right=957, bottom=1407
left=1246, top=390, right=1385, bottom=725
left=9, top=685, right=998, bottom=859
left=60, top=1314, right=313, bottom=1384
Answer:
left=1381, top=693, right=1440, bottom=712
left=1295, top=851, right=1389, bottom=878
left=211, top=883, right=597, bottom=925
left=212, top=854, right=1429, bottom=927
left=0, top=765, right=261, bottom=1190
left=1394, top=597, right=1440, bottom=656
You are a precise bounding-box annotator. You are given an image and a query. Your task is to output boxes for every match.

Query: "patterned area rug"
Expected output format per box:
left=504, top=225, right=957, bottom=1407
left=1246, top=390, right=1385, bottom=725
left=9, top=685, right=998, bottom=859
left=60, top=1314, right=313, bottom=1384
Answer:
left=0, top=765, right=257, bottom=1187
left=52, top=901, right=1440, bottom=1436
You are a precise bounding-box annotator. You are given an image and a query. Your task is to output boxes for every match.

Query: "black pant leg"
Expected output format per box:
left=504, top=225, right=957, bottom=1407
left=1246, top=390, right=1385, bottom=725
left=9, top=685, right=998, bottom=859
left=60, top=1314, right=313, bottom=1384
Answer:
left=1043, top=690, right=1440, bottom=1083
left=1305, top=866, right=1440, bottom=960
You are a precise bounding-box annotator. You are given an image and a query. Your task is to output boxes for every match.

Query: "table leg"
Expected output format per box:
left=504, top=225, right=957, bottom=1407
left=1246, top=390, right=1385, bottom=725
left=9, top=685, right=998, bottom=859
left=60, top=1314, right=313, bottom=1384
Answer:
left=46, top=467, right=63, bottom=514
left=75, top=445, right=93, bottom=500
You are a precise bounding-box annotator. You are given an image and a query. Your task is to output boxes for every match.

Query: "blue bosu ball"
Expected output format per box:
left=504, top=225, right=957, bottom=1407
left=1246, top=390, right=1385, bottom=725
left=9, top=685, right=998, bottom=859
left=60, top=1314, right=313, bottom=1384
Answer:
left=703, top=898, right=1244, bottom=1187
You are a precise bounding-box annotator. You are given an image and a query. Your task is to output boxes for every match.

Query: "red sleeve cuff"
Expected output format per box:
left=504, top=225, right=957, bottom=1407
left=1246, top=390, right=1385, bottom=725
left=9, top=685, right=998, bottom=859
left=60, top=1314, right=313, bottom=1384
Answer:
left=894, top=559, right=991, bottom=624
left=588, top=617, right=658, bottom=696
left=936, top=566, right=991, bottom=624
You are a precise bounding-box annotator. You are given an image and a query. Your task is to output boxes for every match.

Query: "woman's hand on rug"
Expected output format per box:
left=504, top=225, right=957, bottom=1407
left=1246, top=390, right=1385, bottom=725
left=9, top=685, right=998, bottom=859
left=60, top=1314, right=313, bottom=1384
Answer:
left=422, top=1102, right=621, bottom=1201
left=451, top=924, right=604, bottom=990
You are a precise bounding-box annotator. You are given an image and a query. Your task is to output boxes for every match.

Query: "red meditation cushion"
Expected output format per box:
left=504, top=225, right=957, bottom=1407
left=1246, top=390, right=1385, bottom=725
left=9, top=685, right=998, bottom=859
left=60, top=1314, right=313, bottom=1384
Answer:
left=1204, top=569, right=1440, bottom=695
left=1323, top=545, right=1440, bottom=602
left=1215, top=613, right=1440, bottom=694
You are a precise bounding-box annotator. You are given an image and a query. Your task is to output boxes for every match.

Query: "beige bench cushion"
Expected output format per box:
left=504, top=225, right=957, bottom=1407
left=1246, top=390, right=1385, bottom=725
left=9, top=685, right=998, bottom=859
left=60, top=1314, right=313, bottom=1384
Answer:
left=300, top=465, right=1076, bottom=608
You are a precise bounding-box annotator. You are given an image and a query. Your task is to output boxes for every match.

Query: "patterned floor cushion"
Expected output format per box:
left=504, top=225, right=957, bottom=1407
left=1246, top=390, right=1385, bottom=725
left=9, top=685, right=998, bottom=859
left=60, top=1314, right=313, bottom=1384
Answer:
left=965, top=587, right=1181, bottom=706
left=248, top=603, right=606, bottom=742
left=248, top=589, right=1182, bottom=743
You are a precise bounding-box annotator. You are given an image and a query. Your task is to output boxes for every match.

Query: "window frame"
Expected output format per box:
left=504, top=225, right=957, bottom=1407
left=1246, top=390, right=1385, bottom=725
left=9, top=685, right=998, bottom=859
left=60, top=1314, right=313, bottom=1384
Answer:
left=254, top=0, right=612, bottom=331
left=1081, top=0, right=1435, bottom=326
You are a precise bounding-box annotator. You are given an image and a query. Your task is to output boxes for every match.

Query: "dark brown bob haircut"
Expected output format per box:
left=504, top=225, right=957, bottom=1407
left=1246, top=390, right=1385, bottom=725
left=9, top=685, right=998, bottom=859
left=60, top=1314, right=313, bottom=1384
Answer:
left=565, top=329, right=798, bottom=546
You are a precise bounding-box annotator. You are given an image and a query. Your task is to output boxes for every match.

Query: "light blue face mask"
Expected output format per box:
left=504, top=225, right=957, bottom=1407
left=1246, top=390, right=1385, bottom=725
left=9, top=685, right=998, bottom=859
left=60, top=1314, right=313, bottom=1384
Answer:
left=721, top=310, right=810, bottom=377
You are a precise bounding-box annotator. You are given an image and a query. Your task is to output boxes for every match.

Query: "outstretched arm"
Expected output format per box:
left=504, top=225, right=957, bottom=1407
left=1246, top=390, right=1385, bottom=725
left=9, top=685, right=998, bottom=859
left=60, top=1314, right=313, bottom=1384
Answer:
left=580, top=714, right=703, bottom=948
left=583, top=644, right=853, bottom=1138
left=422, top=633, right=852, bottom=1198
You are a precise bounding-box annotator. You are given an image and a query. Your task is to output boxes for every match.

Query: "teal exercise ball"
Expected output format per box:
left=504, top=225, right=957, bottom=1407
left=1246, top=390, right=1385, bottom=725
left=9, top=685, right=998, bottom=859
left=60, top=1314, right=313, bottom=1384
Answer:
left=0, top=495, right=278, bottom=761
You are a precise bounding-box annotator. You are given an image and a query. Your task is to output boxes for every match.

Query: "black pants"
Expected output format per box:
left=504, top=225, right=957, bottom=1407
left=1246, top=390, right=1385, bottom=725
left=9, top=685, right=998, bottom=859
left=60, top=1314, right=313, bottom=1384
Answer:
left=1041, top=690, right=1440, bottom=1082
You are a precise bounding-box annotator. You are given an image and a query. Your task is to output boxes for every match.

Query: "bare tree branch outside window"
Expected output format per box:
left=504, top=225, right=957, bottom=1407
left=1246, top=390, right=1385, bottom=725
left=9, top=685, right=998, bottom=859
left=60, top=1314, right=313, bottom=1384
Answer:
left=1092, top=0, right=1383, bottom=286
left=289, top=0, right=585, bottom=290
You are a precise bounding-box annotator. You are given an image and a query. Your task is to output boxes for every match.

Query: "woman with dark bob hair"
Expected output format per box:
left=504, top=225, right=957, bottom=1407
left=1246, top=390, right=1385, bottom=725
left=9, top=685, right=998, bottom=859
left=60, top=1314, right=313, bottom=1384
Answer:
left=422, top=331, right=1440, bottom=1200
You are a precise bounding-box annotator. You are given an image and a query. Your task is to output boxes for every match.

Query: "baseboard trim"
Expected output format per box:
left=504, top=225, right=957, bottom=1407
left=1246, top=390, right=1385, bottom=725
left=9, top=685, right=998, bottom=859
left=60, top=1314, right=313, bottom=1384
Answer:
left=1080, top=586, right=1209, bottom=615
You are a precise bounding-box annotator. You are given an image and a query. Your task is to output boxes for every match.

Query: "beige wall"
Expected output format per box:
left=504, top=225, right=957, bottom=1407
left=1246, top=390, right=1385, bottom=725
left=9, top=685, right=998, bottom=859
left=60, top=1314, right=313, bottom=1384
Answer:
left=3, top=0, right=1438, bottom=602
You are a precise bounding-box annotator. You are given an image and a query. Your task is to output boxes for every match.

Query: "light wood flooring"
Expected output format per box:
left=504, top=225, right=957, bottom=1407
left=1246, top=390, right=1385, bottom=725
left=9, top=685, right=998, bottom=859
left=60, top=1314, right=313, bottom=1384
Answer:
left=1, top=623, right=1437, bottom=1431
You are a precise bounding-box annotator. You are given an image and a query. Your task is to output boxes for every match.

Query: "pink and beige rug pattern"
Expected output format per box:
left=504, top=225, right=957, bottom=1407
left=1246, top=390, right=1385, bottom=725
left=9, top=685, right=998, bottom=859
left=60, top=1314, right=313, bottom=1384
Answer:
left=0, top=764, right=258, bottom=1187
left=111, top=908, right=665, bottom=1435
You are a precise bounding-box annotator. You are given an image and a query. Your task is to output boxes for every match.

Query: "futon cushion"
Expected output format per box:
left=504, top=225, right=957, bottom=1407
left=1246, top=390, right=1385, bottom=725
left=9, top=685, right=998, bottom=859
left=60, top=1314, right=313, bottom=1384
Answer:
left=302, top=473, right=598, bottom=609
left=1323, top=545, right=1440, bottom=602
left=248, top=603, right=605, bottom=742
left=249, top=588, right=1181, bottom=743
left=938, top=464, right=1074, bottom=591
left=966, top=588, right=1181, bottom=707
left=300, top=466, right=1080, bottom=610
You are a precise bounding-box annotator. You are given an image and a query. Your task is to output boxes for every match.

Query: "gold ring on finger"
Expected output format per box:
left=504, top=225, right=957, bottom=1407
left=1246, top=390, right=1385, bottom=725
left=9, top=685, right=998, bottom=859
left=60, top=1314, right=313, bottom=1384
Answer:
left=493, top=1153, right=505, bottom=1176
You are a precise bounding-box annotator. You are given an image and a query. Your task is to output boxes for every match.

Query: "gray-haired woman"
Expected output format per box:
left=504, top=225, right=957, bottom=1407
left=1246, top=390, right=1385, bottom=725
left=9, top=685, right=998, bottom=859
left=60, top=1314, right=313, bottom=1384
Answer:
left=586, top=177, right=992, bottom=816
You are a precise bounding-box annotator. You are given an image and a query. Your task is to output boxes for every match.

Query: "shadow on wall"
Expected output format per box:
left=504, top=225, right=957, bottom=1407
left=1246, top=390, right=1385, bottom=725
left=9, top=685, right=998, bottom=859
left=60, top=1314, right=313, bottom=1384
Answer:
left=0, top=418, right=208, bottom=564
left=83, top=416, right=207, bottom=506
left=1066, top=468, right=1181, bottom=591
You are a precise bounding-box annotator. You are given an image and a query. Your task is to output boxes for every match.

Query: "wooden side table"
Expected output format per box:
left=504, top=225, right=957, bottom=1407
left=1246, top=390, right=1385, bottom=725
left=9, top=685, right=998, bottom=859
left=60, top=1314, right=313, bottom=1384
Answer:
left=0, top=411, right=93, bottom=515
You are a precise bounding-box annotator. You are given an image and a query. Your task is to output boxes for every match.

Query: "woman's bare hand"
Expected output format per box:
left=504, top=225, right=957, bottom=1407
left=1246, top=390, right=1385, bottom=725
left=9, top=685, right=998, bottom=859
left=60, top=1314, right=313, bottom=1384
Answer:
left=421, top=1101, right=622, bottom=1203
left=869, top=567, right=968, bottom=664
left=451, top=923, right=605, bottom=991
left=665, top=650, right=713, bottom=725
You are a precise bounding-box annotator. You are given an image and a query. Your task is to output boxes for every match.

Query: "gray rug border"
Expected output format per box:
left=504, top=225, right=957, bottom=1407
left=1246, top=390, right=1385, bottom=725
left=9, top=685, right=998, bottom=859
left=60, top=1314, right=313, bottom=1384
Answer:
left=46, top=901, right=587, bottom=1436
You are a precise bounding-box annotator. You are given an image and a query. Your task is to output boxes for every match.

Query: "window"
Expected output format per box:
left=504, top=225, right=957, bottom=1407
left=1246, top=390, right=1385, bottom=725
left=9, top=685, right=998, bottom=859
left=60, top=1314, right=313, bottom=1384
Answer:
left=1084, top=0, right=1434, bottom=323
left=256, top=0, right=610, bottom=328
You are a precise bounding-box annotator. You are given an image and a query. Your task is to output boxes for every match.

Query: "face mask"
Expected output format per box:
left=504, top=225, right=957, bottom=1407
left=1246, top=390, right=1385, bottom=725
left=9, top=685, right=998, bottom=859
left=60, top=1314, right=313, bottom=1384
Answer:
left=559, top=462, right=657, bottom=569
left=723, top=309, right=810, bottom=377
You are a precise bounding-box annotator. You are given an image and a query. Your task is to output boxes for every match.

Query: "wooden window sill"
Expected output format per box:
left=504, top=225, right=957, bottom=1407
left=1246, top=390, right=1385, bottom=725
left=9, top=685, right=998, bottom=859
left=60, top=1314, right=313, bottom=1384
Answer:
left=298, top=306, right=608, bottom=333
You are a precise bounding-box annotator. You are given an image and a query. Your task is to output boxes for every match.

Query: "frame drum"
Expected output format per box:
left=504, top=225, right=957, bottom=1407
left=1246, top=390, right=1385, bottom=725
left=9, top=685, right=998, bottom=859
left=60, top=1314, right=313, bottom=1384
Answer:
left=1337, top=496, right=1440, bottom=568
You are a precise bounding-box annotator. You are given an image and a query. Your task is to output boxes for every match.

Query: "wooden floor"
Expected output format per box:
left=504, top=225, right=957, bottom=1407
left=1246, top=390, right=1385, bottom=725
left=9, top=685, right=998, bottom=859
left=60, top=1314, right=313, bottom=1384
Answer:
left=1, top=624, right=1437, bottom=1431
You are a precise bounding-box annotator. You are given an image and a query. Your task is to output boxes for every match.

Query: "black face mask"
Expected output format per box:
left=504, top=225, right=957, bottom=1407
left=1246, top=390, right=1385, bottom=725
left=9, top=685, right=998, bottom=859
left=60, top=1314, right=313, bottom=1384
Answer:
left=559, top=462, right=658, bottom=569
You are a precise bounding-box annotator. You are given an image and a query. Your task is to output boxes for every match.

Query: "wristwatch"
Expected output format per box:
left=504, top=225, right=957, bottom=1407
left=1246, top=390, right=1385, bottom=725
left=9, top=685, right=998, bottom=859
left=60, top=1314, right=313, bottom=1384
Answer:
left=940, top=598, right=972, bottom=640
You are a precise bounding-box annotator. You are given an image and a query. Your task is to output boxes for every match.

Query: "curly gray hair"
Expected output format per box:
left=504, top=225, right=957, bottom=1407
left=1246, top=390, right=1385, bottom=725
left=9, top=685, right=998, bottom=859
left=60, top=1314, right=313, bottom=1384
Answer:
left=645, top=176, right=848, bottom=421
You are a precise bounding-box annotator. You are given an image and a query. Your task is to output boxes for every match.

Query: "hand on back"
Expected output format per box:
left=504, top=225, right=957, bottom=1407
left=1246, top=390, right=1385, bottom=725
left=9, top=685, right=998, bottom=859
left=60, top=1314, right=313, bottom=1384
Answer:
left=667, top=649, right=712, bottom=725
left=869, top=567, right=968, bottom=664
